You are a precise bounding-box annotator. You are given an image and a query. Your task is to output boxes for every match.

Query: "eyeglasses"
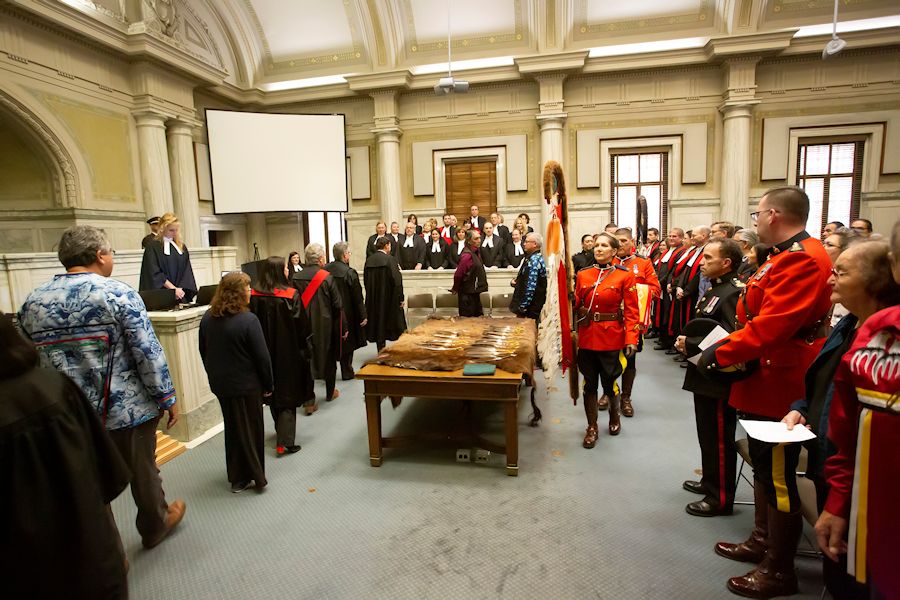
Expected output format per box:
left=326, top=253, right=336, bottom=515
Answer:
left=830, top=267, right=849, bottom=278
left=750, top=208, right=781, bottom=223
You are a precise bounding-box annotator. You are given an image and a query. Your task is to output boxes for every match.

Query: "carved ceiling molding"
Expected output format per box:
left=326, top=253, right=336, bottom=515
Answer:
left=0, top=89, right=81, bottom=208
left=403, top=0, right=526, bottom=55
left=573, top=0, right=715, bottom=39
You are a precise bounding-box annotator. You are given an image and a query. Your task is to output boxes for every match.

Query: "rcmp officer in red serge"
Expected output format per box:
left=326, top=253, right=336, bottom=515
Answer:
left=676, top=238, right=745, bottom=518
left=574, top=233, right=641, bottom=449
left=613, top=227, right=661, bottom=416
left=698, top=187, right=832, bottom=599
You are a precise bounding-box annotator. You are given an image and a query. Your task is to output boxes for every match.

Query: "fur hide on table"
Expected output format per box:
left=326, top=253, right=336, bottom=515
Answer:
left=366, top=316, right=536, bottom=378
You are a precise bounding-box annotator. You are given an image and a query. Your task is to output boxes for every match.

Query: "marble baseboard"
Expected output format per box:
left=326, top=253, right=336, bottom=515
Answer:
left=164, top=396, right=222, bottom=443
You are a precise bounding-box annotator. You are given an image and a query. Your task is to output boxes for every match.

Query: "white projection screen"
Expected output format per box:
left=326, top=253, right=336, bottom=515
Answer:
left=206, top=110, right=348, bottom=214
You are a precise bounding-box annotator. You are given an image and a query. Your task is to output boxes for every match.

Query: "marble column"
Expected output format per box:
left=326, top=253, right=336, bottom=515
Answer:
left=134, top=111, right=175, bottom=220
left=246, top=213, right=269, bottom=260
left=166, top=119, right=202, bottom=247
left=719, top=102, right=757, bottom=225
left=536, top=113, right=567, bottom=236
left=373, top=127, right=403, bottom=226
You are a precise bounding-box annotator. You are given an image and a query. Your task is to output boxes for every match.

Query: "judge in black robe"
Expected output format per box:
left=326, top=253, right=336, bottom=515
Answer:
left=448, top=231, right=468, bottom=268
left=248, top=258, right=314, bottom=447
left=139, top=226, right=197, bottom=302
left=365, top=222, right=388, bottom=257
left=490, top=214, right=511, bottom=244
left=292, top=247, right=346, bottom=405
left=398, top=223, right=426, bottom=270
left=480, top=223, right=506, bottom=268
left=364, top=238, right=407, bottom=350
left=325, top=244, right=367, bottom=380
left=424, top=229, right=450, bottom=270
left=505, top=229, right=527, bottom=269
left=0, top=314, right=130, bottom=600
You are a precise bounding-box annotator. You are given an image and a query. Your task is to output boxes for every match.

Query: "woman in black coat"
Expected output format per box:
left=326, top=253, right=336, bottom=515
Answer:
left=200, top=272, right=274, bottom=492
left=249, top=257, right=315, bottom=450
left=425, top=228, right=450, bottom=269
left=448, top=227, right=468, bottom=268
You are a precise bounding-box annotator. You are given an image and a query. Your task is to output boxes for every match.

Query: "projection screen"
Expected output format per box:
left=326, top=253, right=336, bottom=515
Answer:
left=206, top=110, right=348, bottom=214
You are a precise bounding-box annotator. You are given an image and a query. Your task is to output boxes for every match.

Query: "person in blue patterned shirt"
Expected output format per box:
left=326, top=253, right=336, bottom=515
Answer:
left=510, top=232, right=548, bottom=321
left=18, top=225, right=186, bottom=550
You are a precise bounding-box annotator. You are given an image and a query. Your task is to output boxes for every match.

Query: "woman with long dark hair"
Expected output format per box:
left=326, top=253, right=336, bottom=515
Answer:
left=574, top=233, right=640, bottom=448
left=200, top=272, right=273, bottom=492
left=249, top=256, right=315, bottom=447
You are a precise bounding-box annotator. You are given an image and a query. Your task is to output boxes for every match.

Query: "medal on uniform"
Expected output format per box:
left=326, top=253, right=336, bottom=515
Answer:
left=703, top=296, right=720, bottom=314
left=754, top=262, right=772, bottom=280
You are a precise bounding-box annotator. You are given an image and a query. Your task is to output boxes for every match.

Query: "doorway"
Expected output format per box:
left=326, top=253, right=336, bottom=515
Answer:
left=444, top=159, right=497, bottom=222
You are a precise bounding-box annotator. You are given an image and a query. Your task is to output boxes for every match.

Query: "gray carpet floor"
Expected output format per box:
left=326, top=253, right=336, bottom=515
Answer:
left=112, top=343, right=826, bottom=599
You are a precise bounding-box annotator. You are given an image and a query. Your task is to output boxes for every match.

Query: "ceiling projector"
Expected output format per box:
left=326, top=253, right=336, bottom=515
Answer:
left=434, top=76, right=469, bottom=95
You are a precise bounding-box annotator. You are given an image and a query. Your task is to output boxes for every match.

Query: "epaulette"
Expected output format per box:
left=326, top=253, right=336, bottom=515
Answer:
left=789, top=242, right=804, bottom=252
left=614, top=264, right=628, bottom=271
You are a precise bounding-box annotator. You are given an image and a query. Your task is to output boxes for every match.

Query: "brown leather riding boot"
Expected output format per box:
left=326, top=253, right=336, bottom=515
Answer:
left=620, top=367, right=636, bottom=417
left=598, top=395, right=609, bottom=411
left=715, top=480, right=768, bottom=563
left=608, top=394, right=621, bottom=436
left=582, top=393, right=599, bottom=448
left=726, top=507, right=801, bottom=599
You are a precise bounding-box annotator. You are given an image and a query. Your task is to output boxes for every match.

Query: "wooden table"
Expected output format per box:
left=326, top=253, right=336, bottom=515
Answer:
left=355, top=364, right=528, bottom=476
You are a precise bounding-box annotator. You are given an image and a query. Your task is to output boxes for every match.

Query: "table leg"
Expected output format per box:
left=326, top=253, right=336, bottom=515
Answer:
left=504, top=400, right=518, bottom=476
left=365, top=394, right=383, bottom=467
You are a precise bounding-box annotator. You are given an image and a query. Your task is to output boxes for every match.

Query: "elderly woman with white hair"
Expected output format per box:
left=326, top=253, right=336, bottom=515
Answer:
left=733, top=228, right=759, bottom=281
left=291, top=243, right=346, bottom=412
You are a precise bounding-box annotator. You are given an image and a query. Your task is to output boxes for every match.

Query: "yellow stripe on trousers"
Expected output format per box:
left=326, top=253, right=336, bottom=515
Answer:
left=771, top=443, right=790, bottom=513
left=614, top=350, right=627, bottom=396
left=854, top=409, right=873, bottom=584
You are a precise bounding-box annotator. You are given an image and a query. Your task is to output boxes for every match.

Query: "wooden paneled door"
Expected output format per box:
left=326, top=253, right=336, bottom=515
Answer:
left=445, top=159, right=497, bottom=223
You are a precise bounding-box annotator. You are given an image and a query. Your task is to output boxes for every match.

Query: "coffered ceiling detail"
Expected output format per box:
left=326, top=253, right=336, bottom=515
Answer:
left=573, top=1, right=716, bottom=40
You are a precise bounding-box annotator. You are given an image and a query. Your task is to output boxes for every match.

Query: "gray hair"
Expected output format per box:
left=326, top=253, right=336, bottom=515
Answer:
left=304, top=243, right=325, bottom=264
left=465, top=229, right=480, bottom=244
left=525, top=232, right=543, bottom=249
left=332, top=241, right=350, bottom=261
left=58, top=225, right=111, bottom=269
left=734, top=229, right=759, bottom=248
left=693, top=225, right=711, bottom=236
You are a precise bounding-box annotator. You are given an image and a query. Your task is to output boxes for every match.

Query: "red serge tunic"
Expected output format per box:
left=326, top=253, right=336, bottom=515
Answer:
left=575, top=264, right=641, bottom=351
left=712, top=233, right=832, bottom=418
left=824, top=305, right=900, bottom=591
left=615, top=254, right=662, bottom=300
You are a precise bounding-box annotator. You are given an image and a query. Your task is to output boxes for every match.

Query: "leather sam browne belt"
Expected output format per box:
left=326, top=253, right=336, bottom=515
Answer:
left=576, top=308, right=623, bottom=323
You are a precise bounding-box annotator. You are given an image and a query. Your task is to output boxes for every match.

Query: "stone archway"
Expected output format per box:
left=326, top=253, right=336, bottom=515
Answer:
left=0, top=88, right=83, bottom=208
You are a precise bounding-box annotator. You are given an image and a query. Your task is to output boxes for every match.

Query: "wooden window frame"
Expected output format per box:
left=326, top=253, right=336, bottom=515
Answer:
left=796, top=136, right=864, bottom=232
left=609, top=150, right=670, bottom=234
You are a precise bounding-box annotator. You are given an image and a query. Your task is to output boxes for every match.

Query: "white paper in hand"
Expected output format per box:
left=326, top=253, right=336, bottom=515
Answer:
left=687, top=325, right=731, bottom=365
left=739, top=419, right=816, bottom=444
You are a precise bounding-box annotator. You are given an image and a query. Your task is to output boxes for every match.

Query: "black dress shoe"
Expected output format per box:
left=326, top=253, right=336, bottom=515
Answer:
left=644, top=332, right=659, bottom=339
left=673, top=355, right=687, bottom=362
left=664, top=349, right=679, bottom=355
left=682, top=480, right=706, bottom=495
left=653, top=344, right=667, bottom=351
left=686, top=500, right=733, bottom=517
left=680, top=363, right=688, bottom=368
left=341, top=372, right=355, bottom=381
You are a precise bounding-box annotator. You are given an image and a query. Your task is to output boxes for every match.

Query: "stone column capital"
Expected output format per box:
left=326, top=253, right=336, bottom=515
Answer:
left=536, top=113, right=567, bottom=130
left=166, top=117, right=203, bottom=136
left=718, top=100, right=759, bottom=118
left=133, top=111, right=168, bottom=128
left=371, top=126, right=403, bottom=141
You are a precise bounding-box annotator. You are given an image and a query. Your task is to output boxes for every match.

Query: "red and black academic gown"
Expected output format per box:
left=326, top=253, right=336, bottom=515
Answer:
left=292, top=266, right=346, bottom=379
left=439, top=225, right=456, bottom=245
left=249, top=287, right=315, bottom=408
left=824, top=305, right=900, bottom=593
left=672, top=245, right=706, bottom=336
left=655, top=245, right=687, bottom=333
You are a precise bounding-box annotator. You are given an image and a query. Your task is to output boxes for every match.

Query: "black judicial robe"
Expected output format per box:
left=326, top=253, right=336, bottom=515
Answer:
left=424, top=238, right=450, bottom=269
left=249, top=288, right=315, bottom=408
left=398, top=235, right=426, bottom=270
left=363, top=251, right=407, bottom=344
left=505, top=242, right=526, bottom=269
left=448, top=240, right=467, bottom=268
left=292, top=265, right=345, bottom=379
left=480, top=234, right=506, bottom=268
left=496, top=224, right=511, bottom=244
left=324, top=260, right=367, bottom=352
left=1, top=366, right=130, bottom=600
left=139, top=239, right=197, bottom=302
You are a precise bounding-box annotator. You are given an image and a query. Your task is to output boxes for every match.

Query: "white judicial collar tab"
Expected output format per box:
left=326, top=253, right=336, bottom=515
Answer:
left=483, top=237, right=493, bottom=248
left=294, top=264, right=303, bottom=272
left=431, top=241, right=441, bottom=252
left=687, top=245, right=704, bottom=267
left=660, top=247, right=675, bottom=262
left=404, top=236, right=414, bottom=248
left=457, top=241, right=465, bottom=252
left=163, top=237, right=182, bottom=256
left=514, top=243, right=523, bottom=256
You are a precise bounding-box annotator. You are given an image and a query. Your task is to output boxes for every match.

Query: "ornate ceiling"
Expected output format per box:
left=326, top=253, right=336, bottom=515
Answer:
left=11, top=0, right=900, bottom=101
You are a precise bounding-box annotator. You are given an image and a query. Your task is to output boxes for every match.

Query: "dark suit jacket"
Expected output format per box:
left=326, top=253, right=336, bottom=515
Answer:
left=572, top=250, right=594, bottom=272
left=424, top=239, right=450, bottom=269
left=496, top=224, right=511, bottom=244
left=448, top=240, right=467, bottom=268
left=480, top=234, right=506, bottom=268
left=388, top=233, right=404, bottom=258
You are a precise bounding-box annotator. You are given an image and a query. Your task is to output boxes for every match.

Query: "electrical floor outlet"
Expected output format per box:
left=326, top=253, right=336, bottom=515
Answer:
left=456, top=448, right=471, bottom=462
left=474, top=449, right=491, bottom=463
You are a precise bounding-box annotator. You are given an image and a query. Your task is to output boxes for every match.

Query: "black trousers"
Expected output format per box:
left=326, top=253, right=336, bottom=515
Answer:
left=693, top=393, right=737, bottom=509
left=340, top=350, right=355, bottom=377
left=269, top=405, right=296, bottom=448
left=747, top=418, right=802, bottom=513
left=458, top=293, right=483, bottom=317
left=577, top=349, right=624, bottom=397
left=218, top=393, right=266, bottom=485
left=323, top=358, right=337, bottom=400
left=107, top=415, right=168, bottom=543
